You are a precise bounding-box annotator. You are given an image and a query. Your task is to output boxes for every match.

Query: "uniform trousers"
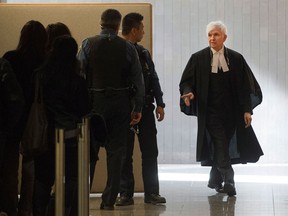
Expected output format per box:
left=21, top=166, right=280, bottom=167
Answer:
left=119, top=103, right=159, bottom=197
left=91, top=90, right=130, bottom=206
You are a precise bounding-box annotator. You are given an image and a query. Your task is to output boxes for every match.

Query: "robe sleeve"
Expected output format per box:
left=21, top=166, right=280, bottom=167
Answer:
left=179, top=54, right=197, bottom=95
left=244, top=60, right=263, bottom=109
left=242, top=59, right=263, bottom=113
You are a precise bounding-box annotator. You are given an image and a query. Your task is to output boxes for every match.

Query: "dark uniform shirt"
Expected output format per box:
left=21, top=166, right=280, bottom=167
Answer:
left=134, top=43, right=165, bottom=108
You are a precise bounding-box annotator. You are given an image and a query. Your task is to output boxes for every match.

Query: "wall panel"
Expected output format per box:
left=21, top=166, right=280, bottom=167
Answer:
left=0, top=3, right=152, bottom=56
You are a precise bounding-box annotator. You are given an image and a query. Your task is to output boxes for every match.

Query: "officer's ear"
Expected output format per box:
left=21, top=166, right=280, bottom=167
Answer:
left=131, top=27, right=139, bottom=36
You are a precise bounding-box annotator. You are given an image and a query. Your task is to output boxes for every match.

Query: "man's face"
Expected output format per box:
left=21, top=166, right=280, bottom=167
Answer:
left=208, top=27, right=227, bottom=51
left=134, top=22, right=145, bottom=42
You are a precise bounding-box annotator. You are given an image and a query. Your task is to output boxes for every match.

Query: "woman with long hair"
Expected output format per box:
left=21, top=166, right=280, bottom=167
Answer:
left=33, top=35, right=89, bottom=216
left=2, top=20, right=47, bottom=216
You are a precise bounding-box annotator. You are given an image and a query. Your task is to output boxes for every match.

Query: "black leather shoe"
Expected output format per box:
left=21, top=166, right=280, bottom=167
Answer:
left=208, top=166, right=223, bottom=193
left=222, top=183, right=236, bottom=196
left=100, top=202, right=114, bottom=210
left=115, top=196, right=134, bottom=206
left=145, top=194, right=166, bottom=204
left=207, top=182, right=223, bottom=193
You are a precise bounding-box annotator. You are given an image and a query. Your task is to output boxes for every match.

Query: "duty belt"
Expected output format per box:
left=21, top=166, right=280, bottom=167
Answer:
left=89, top=87, right=129, bottom=92
left=89, top=87, right=130, bottom=96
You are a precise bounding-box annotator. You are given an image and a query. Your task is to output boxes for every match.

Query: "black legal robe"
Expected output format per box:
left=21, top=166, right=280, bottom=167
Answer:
left=179, top=47, right=263, bottom=165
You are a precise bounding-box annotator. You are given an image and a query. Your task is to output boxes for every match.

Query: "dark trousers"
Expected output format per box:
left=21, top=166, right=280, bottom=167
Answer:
left=119, top=104, right=159, bottom=197
left=0, top=134, right=19, bottom=216
left=89, top=139, right=100, bottom=189
left=206, top=106, right=235, bottom=183
left=91, top=91, right=131, bottom=206
left=18, top=156, right=34, bottom=216
left=33, top=138, right=78, bottom=216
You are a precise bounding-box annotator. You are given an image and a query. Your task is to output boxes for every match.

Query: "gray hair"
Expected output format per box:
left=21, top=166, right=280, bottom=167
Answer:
left=206, top=21, right=227, bottom=35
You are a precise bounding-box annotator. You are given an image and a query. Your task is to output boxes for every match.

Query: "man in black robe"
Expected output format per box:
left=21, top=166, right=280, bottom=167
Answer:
left=179, top=21, right=263, bottom=196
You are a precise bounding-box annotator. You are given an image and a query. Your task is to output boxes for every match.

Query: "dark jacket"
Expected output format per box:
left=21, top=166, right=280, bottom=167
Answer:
left=0, top=58, right=24, bottom=164
left=179, top=47, right=263, bottom=165
left=135, top=44, right=165, bottom=107
left=3, top=50, right=46, bottom=137
left=40, top=65, right=90, bottom=132
left=0, top=58, right=24, bottom=133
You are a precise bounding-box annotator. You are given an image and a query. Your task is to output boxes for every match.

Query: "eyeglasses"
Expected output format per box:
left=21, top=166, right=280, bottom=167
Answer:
left=130, top=125, right=139, bottom=134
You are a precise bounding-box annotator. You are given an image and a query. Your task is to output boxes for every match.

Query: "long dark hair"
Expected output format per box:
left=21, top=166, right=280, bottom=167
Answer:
left=46, top=22, right=72, bottom=51
left=42, top=35, right=79, bottom=79
left=41, top=35, right=80, bottom=97
left=16, top=20, right=47, bottom=60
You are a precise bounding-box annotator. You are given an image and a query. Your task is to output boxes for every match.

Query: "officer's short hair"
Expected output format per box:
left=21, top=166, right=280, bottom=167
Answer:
left=100, top=9, right=122, bottom=30
left=122, top=13, right=144, bottom=36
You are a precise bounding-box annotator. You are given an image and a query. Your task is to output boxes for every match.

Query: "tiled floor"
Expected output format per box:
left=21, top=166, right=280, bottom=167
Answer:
left=89, top=164, right=288, bottom=216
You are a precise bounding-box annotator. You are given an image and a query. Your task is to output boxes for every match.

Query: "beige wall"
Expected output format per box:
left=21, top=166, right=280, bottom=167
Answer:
left=0, top=3, right=152, bottom=56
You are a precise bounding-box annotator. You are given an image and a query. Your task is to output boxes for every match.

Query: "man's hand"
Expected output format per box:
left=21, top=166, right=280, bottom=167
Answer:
left=130, top=112, right=142, bottom=125
left=155, top=106, right=165, bottom=122
left=180, top=92, right=194, bottom=106
left=244, top=112, right=252, bottom=128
